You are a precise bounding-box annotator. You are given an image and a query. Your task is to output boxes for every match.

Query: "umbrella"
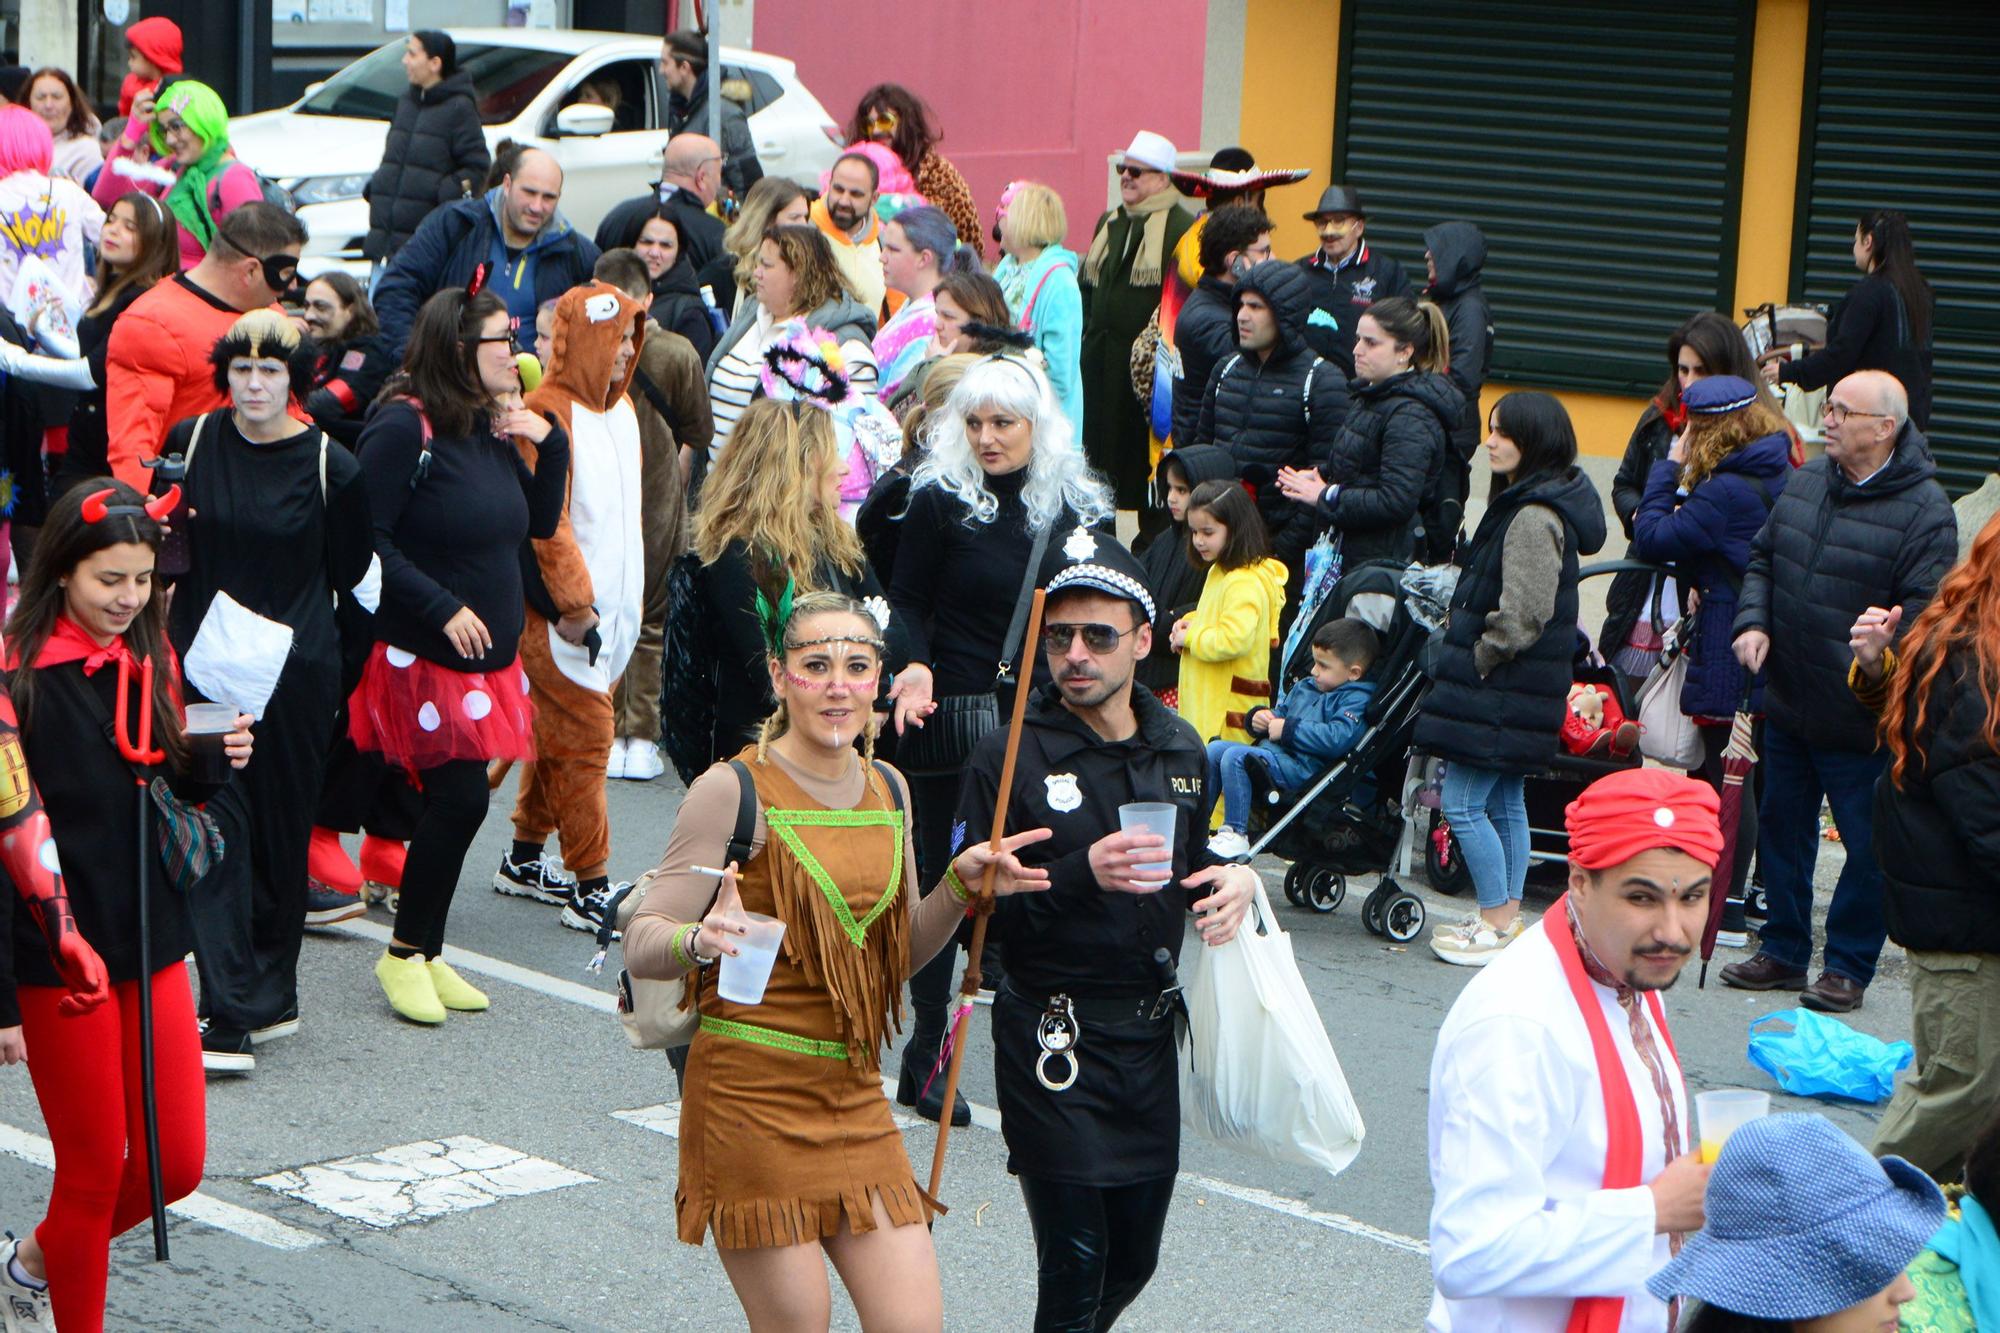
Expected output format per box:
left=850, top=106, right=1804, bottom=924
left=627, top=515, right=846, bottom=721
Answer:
left=113, top=652, right=171, bottom=1260
left=1699, top=687, right=1759, bottom=988
left=926, top=590, right=1048, bottom=1210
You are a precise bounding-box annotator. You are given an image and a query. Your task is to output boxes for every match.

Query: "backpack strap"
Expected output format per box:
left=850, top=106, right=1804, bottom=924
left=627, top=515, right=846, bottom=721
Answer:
left=1019, top=262, right=1063, bottom=333
left=629, top=367, right=680, bottom=438
left=399, top=396, right=434, bottom=490
left=318, top=433, right=328, bottom=502
left=183, top=411, right=209, bottom=474
left=872, top=759, right=905, bottom=816
left=724, top=758, right=758, bottom=869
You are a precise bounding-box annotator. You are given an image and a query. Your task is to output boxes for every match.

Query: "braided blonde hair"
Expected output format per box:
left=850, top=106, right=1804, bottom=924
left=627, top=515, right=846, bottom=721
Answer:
left=754, top=591, right=886, bottom=800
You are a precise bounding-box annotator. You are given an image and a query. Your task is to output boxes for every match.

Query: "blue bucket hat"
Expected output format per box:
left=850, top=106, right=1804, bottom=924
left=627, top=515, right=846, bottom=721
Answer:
left=1646, top=1113, right=1946, bottom=1319
left=1682, top=374, right=1760, bottom=415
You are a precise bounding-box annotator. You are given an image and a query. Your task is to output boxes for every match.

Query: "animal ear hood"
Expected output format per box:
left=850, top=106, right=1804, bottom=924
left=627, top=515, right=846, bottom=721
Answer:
left=536, top=280, right=648, bottom=412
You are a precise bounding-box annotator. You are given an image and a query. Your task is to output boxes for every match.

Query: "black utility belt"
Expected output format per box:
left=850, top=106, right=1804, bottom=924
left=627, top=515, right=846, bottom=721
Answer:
left=1000, top=981, right=1180, bottom=1026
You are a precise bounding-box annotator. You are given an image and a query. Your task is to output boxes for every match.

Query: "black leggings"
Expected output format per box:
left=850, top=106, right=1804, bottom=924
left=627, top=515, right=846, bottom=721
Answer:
left=390, top=759, right=492, bottom=957
left=1696, top=719, right=1759, bottom=902
left=1018, top=1174, right=1176, bottom=1332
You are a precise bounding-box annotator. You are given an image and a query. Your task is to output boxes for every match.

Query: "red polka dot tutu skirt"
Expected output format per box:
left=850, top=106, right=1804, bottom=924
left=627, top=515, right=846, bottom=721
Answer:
left=348, top=643, right=536, bottom=772
left=1155, top=687, right=1179, bottom=710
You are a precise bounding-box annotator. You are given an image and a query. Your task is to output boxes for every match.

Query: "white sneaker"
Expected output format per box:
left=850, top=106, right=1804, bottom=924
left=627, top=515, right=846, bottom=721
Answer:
left=621, top=740, right=664, bottom=782
left=1431, top=911, right=1482, bottom=943
left=1206, top=828, right=1251, bottom=860
left=605, top=738, right=629, bottom=781
left=1, top=1232, right=54, bottom=1333
left=1431, top=914, right=1526, bottom=967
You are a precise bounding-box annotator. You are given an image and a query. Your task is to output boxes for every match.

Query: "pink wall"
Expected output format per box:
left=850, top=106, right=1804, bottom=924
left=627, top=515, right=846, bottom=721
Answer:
left=754, top=0, right=1210, bottom=255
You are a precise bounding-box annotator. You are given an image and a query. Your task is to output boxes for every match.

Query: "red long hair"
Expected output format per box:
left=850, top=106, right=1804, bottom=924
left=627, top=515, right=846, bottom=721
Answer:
left=1882, top=512, right=2000, bottom=787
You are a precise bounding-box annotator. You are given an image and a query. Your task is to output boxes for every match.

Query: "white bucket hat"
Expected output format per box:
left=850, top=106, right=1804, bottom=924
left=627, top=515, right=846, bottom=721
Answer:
left=1118, top=130, right=1178, bottom=175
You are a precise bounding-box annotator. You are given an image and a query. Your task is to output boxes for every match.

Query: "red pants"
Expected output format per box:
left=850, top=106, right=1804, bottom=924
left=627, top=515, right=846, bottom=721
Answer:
left=17, top=962, right=206, bottom=1333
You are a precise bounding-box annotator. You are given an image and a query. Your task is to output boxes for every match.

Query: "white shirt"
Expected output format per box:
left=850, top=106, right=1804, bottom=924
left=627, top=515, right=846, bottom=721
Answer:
left=547, top=397, right=644, bottom=693
left=1426, top=920, right=1689, bottom=1332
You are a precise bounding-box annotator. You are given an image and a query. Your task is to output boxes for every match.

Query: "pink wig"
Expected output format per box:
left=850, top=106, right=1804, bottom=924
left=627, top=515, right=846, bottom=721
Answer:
left=0, top=105, right=53, bottom=177
left=820, top=140, right=914, bottom=198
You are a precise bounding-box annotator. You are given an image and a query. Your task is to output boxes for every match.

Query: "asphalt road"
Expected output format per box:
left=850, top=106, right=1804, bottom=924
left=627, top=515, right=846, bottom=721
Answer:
left=0, top=757, right=1903, bottom=1332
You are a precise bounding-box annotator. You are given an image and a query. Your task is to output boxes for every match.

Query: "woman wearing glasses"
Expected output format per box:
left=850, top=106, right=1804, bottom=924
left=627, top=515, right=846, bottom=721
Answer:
left=94, top=79, right=263, bottom=270
left=886, top=353, right=1115, bottom=1124
left=349, top=287, right=570, bottom=1025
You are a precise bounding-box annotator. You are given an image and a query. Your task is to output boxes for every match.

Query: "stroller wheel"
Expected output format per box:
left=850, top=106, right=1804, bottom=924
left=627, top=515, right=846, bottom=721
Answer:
left=1303, top=868, right=1344, bottom=914
left=1382, top=893, right=1427, bottom=943
left=1361, top=880, right=1397, bottom=936
left=1283, top=862, right=1306, bottom=908
left=1425, top=814, right=1473, bottom=897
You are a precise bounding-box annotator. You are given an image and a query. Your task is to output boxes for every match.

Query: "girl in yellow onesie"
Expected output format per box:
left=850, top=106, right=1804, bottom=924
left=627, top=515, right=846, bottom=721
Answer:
left=1172, top=479, right=1287, bottom=752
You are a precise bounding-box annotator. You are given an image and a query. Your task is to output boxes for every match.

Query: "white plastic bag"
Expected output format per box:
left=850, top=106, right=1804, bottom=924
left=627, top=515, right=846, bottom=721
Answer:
left=1636, top=625, right=1704, bottom=769
left=184, top=590, right=294, bottom=721
left=1178, top=878, right=1364, bottom=1176
left=7, top=252, right=82, bottom=359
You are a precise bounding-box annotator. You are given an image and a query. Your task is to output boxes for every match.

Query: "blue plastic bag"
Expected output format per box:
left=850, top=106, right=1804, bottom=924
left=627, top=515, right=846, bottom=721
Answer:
left=1746, top=1008, right=1913, bottom=1104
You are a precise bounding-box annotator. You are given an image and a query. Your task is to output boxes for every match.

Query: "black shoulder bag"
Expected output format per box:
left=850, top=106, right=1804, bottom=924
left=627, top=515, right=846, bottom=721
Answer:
left=893, top=524, right=1052, bottom=775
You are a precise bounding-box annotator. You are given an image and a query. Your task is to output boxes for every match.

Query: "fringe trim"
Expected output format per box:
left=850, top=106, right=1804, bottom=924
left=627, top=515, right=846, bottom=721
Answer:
left=677, top=1178, right=931, bottom=1249
left=765, top=818, right=909, bottom=1069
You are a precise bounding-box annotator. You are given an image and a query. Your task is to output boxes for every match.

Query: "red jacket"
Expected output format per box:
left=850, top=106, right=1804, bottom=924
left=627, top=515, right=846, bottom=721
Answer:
left=105, top=275, right=269, bottom=489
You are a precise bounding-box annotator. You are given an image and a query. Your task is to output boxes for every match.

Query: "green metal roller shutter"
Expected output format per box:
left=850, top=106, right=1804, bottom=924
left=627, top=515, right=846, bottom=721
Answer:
left=1793, top=2, right=2000, bottom=497
left=1333, top=0, right=1753, bottom=397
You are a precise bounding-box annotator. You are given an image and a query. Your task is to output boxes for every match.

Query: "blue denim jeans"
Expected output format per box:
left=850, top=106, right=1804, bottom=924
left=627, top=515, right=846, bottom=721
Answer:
left=1205, top=740, right=1273, bottom=832
left=1753, top=723, right=1888, bottom=984
left=1441, top=762, right=1528, bottom=911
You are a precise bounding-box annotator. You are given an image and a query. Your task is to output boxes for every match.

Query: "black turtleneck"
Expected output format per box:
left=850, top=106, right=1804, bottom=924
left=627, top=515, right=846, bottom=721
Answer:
left=888, top=465, right=1045, bottom=696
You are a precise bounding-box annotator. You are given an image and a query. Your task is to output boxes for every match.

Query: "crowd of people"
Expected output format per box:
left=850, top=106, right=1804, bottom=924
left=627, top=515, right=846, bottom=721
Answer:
left=0, top=17, right=1982, bottom=1333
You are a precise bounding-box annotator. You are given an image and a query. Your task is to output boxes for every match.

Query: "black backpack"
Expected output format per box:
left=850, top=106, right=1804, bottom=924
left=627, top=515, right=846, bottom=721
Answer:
left=659, top=551, right=718, bottom=784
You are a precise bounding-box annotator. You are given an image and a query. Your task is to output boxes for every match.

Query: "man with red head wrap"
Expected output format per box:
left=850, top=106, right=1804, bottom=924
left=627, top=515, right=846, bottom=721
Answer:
left=1426, top=768, right=1724, bottom=1332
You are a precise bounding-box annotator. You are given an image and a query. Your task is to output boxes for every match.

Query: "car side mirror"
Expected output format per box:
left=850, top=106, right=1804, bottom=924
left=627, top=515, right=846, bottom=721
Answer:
left=553, top=103, right=616, bottom=138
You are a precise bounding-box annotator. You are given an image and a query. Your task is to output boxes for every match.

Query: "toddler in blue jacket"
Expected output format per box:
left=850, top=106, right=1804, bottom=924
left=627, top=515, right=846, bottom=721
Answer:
left=1205, top=618, right=1379, bottom=860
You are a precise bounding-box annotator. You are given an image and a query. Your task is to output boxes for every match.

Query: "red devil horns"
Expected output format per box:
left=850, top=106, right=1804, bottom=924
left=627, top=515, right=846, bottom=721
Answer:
left=79, top=485, right=180, bottom=525
left=467, top=263, right=489, bottom=298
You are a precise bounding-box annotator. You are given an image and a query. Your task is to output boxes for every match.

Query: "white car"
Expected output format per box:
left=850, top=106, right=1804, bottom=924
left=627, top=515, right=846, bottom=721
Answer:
left=227, top=28, right=841, bottom=277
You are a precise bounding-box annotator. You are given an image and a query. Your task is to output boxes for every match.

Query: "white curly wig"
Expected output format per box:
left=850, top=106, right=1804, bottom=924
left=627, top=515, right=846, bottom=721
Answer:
left=909, top=353, right=1114, bottom=534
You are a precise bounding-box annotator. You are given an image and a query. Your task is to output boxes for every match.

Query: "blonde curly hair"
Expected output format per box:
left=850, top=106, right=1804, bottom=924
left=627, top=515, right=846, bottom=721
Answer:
left=693, top=398, right=864, bottom=582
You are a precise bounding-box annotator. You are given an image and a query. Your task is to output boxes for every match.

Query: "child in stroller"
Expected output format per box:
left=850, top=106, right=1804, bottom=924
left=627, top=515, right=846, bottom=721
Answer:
left=1205, top=618, right=1380, bottom=861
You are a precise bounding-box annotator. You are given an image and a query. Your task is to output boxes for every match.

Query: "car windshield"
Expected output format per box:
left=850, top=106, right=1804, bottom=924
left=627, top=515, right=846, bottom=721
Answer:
left=296, top=41, right=572, bottom=125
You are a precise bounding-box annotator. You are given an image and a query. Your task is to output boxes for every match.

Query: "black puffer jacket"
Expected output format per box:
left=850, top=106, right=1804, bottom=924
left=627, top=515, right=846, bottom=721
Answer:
left=1315, top=369, right=1461, bottom=565
left=1599, top=404, right=1678, bottom=659
left=1192, top=260, right=1347, bottom=566
left=1137, top=444, right=1238, bottom=692
left=1874, top=649, right=2000, bottom=954
left=1415, top=466, right=1608, bottom=773
left=1733, top=424, right=1956, bottom=751
left=1423, top=222, right=1491, bottom=458
left=1170, top=275, right=1238, bottom=448
left=363, top=72, right=491, bottom=262
left=647, top=259, right=716, bottom=362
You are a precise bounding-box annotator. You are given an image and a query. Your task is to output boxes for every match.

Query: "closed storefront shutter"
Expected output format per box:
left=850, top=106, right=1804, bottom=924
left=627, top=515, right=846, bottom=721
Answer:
left=1333, top=0, right=1752, bottom=398
left=1794, top=2, right=2000, bottom=497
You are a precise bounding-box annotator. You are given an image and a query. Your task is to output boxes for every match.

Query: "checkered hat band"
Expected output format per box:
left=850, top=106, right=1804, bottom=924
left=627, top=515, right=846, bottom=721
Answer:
left=1046, top=565, right=1157, bottom=622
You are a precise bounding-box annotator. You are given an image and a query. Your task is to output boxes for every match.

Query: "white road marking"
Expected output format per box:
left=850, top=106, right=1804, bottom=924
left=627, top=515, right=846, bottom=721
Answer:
left=1177, top=1173, right=1431, bottom=1255
left=0, top=1121, right=323, bottom=1251
left=322, top=921, right=1424, bottom=1257
left=254, top=1136, right=594, bottom=1229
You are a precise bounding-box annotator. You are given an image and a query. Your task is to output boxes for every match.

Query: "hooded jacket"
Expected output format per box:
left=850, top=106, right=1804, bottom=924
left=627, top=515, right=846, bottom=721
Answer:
left=646, top=258, right=716, bottom=361
left=118, top=17, right=183, bottom=116
left=519, top=280, right=649, bottom=693
left=996, top=244, right=1083, bottom=432
left=1193, top=260, right=1348, bottom=566
left=1137, top=445, right=1237, bottom=693
left=1422, top=222, right=1492, bottom=457
left=367, top=189, right=601, bottom=381
left=1630, top=430, right=1792, bottom=718
left=1316, top=369, right=1462, bottom=566
left=1416, top=466, right=1608, bottom=772
left=703, top=289, right=877, bottom=381
left=1178, top=556, right=1289, bottom=747
left=363, top=70, right=491, bottom=262
left=1733, top=425, right=1956, bottom=751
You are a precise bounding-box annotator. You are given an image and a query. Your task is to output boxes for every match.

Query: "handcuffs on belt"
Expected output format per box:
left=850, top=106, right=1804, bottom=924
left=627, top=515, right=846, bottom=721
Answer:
left=1035, top=993, right=1080, bottom=1092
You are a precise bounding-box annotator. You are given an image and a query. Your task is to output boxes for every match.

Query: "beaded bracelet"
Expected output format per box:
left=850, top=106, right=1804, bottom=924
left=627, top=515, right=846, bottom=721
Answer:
left=944, top=861, right=972, bottom=904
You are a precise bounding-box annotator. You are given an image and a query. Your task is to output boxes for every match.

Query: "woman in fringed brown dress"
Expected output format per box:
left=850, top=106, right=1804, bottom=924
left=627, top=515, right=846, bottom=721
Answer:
left=626, top=589, right=1049, bottom=1331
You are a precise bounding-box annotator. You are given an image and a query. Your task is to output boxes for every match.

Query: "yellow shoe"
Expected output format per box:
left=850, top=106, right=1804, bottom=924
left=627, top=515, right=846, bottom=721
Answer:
left=427, top=960, right=489, bottom=1012
left=375, top=951, right=446, bottom=1024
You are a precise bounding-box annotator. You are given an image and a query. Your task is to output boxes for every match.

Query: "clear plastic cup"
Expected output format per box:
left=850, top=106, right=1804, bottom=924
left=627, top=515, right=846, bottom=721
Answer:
left=1695, top=1088, right=1770, bottom=1163
left=184, top=703, right=237, bottom=783
left=716, top=911, right=787, bottom=1005
left=1118, top=802, right=1177, bottom=881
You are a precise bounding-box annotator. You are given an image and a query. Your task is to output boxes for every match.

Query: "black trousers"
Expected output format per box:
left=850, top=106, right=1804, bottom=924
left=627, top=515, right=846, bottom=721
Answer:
left=189, top=658, right=340, bottom=1031
left=315, top=724, right=422, bottom=841
left=1018, top=1174, right=1176, bottom=1332
left=389, top=758, right=492, bottom=957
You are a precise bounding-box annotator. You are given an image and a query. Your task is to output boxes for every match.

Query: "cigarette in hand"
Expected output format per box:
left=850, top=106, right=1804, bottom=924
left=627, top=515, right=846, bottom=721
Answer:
left=689, top=865, right=732, bottom=878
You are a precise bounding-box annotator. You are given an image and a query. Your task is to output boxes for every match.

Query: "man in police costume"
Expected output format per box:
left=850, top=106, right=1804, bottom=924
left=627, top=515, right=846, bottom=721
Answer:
left=955, top=527, right=1256, bottom=1331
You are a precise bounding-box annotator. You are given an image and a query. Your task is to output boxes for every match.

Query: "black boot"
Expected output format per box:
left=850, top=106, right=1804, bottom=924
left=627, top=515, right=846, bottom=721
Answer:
left=897, top=1003, right=970, bottom=1127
